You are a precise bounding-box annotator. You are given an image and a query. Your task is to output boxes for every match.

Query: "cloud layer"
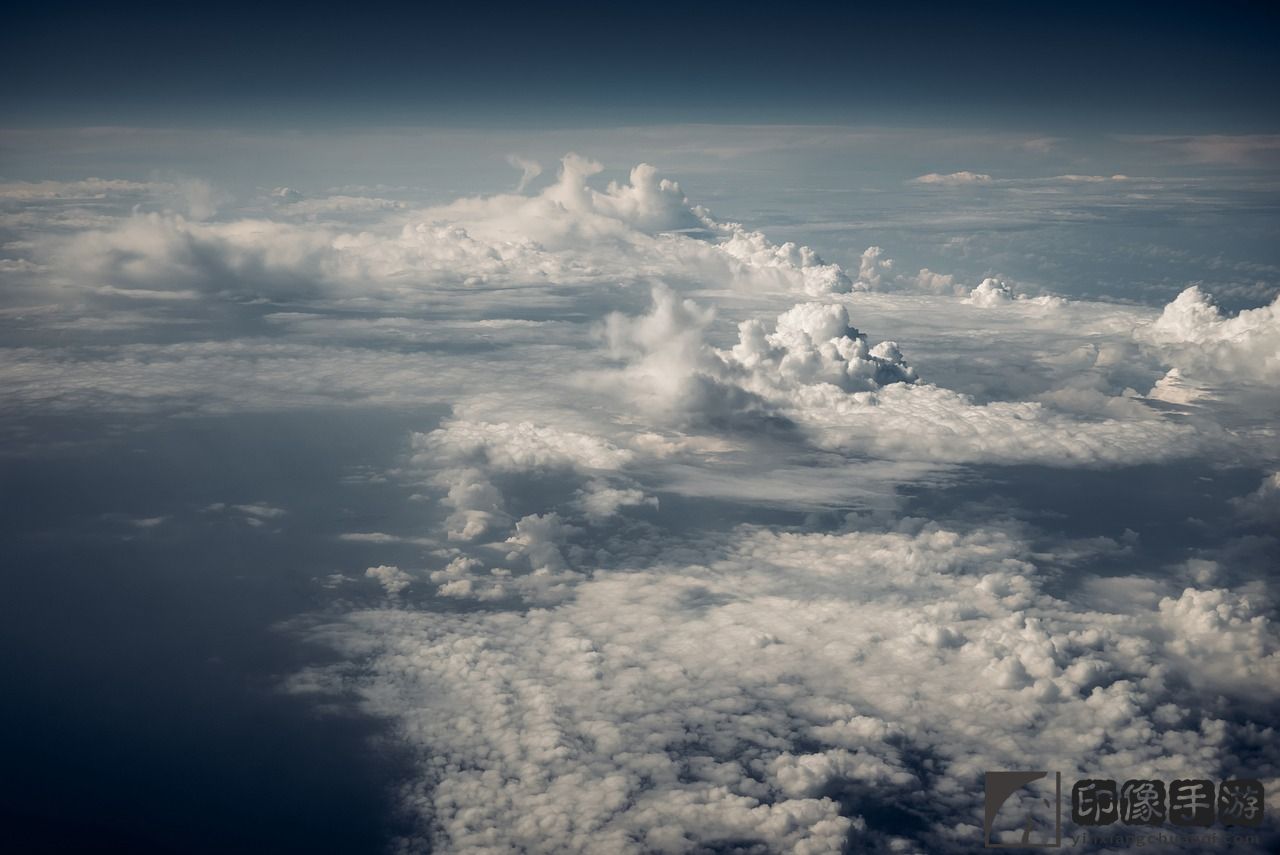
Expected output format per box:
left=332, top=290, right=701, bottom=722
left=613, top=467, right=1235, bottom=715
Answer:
left=4, top=152, right=1278, bottom=853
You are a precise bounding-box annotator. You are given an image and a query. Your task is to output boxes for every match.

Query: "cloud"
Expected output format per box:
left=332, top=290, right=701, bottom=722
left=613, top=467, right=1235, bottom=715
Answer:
left=965, top=277, right=1015, bottom=307
left=714, top=226, right=854, bottom=295
left=598, top=287, right=1203, bottom=467
left=0, top=178, right=163, bottom=201
left=365, top=564, right=412, bottom=596
left=32, top=155, right=862, bottom=302
left=274, top=194, right=407, bottom=218
left=601, top=287, right=916, bottom=426
left=964, top=277, right=1065, bottom=308
left=910, top=171, right=993, bottom=185
left=338, top=532, right=437, bottom=547
left=202, top=502, right=288, bottom=528
left=910, top=172, right=1136, bottom=188
left=575, top=480, right=658, bottom=523
left=414, top=419, right=636, bottom=473
left=1140, top=286, right=1280, bottom=385
left=1231, top=472, right=1280, bottom=525
left=299, top=523, right=1280, bottom=853
left=506, top=155, right=543, bottom=192
left=1118, top=134, right=1280, bottom=167
left=410, top=419, right=639, bottom=548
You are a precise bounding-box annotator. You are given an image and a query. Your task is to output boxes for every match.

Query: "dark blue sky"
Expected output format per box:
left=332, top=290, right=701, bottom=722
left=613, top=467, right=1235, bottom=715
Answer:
left=3, top=0, right=1278, bottom=130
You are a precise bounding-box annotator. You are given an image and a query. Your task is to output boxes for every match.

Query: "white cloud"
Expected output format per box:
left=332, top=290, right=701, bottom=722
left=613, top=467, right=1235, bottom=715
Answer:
left=410, top=420, right=640, bottom=549
left=910, top=172, right=1134, bottom=188
left=965, top=277, right=1065, bottom=308
left=1140, top=285, right=1280, bottom=385
left=33, top=155, right=863, bottom=302
left=299, top=524, right=1280, bottom=853
left=714, top=226, right=854, bottom=295
left=911, top=171, right=993, bottom=186
left=598, top=287, right=1204, bottom=467
left=365, top=564, right=413, bottom=596
left=0, top=178, right=168, bottom=201
left=965, top=277, right=1015, bottom=307
left=338, top=532, right=437, bottom=547
left=506, top=155, right=543, bottom=192
left=1231, top=472, right=1280, bottom=525
left=414, top=420, right=635, bottom=474
left=575, top=480, right=657, bottom=523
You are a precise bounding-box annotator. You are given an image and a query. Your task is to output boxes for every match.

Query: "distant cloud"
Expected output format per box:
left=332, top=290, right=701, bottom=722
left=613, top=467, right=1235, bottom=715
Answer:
left=910, top=171, right=993, bottom=185
left=203, top=502, right=287, bottom=528
left=338, top=532, right=436, bottom=547
left=910, top=172, right=1132, bottom=187
left=1119, top=133, right=1280, bottom=166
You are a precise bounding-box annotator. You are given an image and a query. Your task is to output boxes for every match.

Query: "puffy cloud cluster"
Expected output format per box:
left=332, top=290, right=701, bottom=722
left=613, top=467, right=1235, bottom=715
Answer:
left=602, top=288, right=914, bottom=424
left=727, top=302, right=918, bottom=394
left=601, top=288, right=1203, bottom=466
left=965, top=277, right=1066, bottom=308
left=32, top=156, right=868, bottom=303
left=1141, top=286, right=1280, bottom=385
left=299, top=524, right=1280, bottom=853
left=966, top=277, right=1015, bottom=307
left=1231, top=472, right=1280, bottom=525
left=827, top=247, right=1061, bottom=303
left=365, top=564, right=412, bottom=596
left=713, top=226, right=854, bottom=295
left=406, top=419, right=655, bottom=601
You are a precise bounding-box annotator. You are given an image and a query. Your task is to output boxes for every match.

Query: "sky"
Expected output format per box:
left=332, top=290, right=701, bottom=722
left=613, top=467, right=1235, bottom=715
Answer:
left=2, top=3, right=1279, bottom=854
left=4, top=1, right=1280, bottom=129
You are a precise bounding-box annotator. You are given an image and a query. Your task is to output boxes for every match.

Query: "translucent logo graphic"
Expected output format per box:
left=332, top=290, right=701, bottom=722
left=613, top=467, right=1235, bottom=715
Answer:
left=984, top=771, right=1063, bottom=848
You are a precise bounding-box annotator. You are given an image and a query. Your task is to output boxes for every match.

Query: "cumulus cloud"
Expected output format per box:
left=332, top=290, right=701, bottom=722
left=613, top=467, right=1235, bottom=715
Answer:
left=365, top=564, right=412, bottom=596
left=1141, top=285, right=1280, bottom=385
left=299, top=524, right=1280, bottom=853
left=714, top=226, right=854, bottom=295
left=599, top=287, right=1202, bottom=467
left=575, top=480, right=658, bottom=523
left=400, top=418, right=659, bottom=600
left=966, top=277, right=1016, bottom=307
left=601, top=287, right=915, bottom=426
left=965, top=277, right=1065, bottom=308
left=1231, top=472, right=1280, bottom=525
